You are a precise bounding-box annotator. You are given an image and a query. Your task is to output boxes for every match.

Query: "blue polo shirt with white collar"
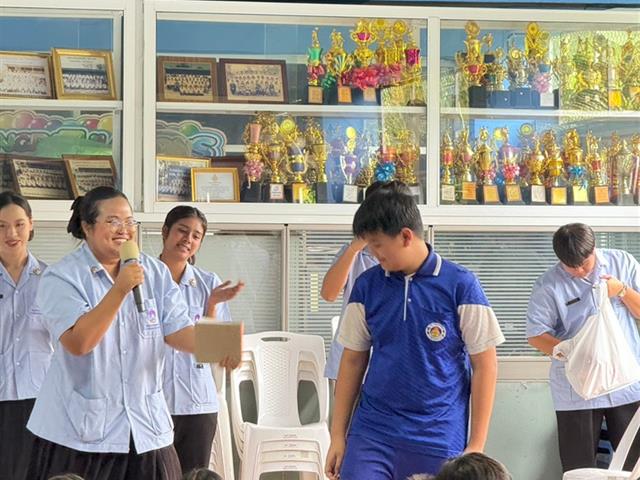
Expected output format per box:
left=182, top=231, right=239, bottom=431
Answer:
left=338, top=244, right=504, bottom=457
left=526, top=248, right=640, bottom=411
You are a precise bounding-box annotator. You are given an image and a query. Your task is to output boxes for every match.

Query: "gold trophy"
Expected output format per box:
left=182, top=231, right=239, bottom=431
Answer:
left=485, top=48, right=510, bottom=108
left=497, top=127, right=523, bottom=204
left=340, top=126, right=360, bottom=203
left=475, top=127, right=500, bottom=204
left=619, top=29, right=640, bottom=110
left=563, top=129, right=589, bottom=204
left=542, top=130, right=567, bottom=205
left=280, top=117, right=308, bottom=203
left=571, top=35, right=608, bottom=110
left=307, top=28, right=325, bottom=104
left=456, top=128, right=478, bottom=203
left=610, top=134, right=635, bottom=205
left=552, top=38, right=576, bottom=109
left=325, top=29, right=354, bottom=104
left=585, top=132, right=610, bottom=205
left=441, top=132, right=456, bottom=204
left=455, top=21, right=493, bottom=107
left=525, top=22, right=556, bottom=109
left=350, top=19, right=378, bottom=103
left=526, top=137, right=548, bottom=205
left=241, top=122, right=265, bottom=202
left=396, top=128, right=421, bottom=200
left=606, top=43, right=624, bottom=111
left=507, top=45, right=534, bottom=108
left=304, top=117, right=331, bottom=203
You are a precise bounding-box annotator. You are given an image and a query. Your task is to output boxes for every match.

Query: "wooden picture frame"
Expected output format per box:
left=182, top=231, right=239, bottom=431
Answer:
left=0, top=155, right=14, bottom=192
left=0, top=51, right=53, bottom=99
left=8, top=155, right=72, bottom=200
left=211, top=155, right=245, bottom=184
left=52, top=48, right=116, bottom=100
left=218, top=58, right=288, bottom=104
left=157, top=56, right=217, bottom=102
left=157, top=155, right=210, bottom=202
left=191, top=167, right=240, bottom=203
left=63, top=154, right=118, bottom=197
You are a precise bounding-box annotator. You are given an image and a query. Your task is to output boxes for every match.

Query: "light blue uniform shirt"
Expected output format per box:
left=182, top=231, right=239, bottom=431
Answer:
left=27, top=242, right=193, bottom=454
left=324, top=244, right=378, bottom=380
left=0, top=252, right=51, bottom=401
left=526, top=248, right=640, bottom=411
left=163, top=263, right=231, bottom=415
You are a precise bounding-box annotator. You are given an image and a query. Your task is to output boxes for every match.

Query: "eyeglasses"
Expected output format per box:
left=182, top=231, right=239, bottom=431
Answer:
left=99, top=219, right=141, bottom=231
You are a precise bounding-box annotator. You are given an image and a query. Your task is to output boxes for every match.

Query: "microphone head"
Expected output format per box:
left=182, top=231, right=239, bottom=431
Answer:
left=120, top=240, right=140, bottom=263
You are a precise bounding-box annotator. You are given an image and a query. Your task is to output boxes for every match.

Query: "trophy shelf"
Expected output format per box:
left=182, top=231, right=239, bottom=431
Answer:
left=440, top=107, right=640, bottom=120
left=156, top=102, right=426, bottom=118
left=0, top=99, right=123, bottom=112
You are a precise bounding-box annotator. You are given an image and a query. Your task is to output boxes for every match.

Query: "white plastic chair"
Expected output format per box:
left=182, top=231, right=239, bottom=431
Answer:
left=208, top=364, right=234, bottom=480
left=230, top=331, right=330, bottom=480
left=563, top=404, right=640, bottom=480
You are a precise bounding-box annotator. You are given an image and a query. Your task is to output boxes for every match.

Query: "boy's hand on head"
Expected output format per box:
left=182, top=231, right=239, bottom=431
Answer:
left=349, top=237, right=367, bottom=253
left=325, top=437, right=346, bottom=480
left=463, top=442, right=484, bottom=454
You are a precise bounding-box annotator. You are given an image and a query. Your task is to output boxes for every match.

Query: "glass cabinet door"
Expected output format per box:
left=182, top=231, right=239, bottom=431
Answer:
left=148, top=8, right=427, bottom=210
left=0, top=8, right=125, bottom=206
left=439, top=19, right=639, bottom=207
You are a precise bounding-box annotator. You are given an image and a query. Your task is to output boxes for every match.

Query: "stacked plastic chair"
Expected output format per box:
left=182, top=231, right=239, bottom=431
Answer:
left=208, top=364, right=234, bottom=480
left=230, top=331, right=330, bottom=480
left=563, top=404, right=640, bottom=480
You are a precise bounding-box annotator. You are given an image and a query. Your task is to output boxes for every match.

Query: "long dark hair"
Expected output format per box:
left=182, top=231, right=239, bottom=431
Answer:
left=0, top=191, right=34, bottom=241
left=162, top=205, right=208, bottom=265
left=67, top=186, right=129, bottom=239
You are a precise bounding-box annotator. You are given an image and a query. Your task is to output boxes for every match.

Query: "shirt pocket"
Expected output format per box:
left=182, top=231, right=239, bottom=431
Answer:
left=28, top=351, right=52, bottom=390
left=136, top=298, right=161, bottom=339
left=190, top=362, right=213, bottom=404
left=68, top=390, right=107, bottom=443
left=146, top=390, right=173, bottom=435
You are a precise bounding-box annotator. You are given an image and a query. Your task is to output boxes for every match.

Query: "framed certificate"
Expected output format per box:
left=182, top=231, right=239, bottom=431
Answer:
left=8, top=155, right=72, bottom=200
left=157, top=155, right=210, bottom=202
left=191, top=167, right=240, bottom=202
left=63, top=155, right=118, bottom=197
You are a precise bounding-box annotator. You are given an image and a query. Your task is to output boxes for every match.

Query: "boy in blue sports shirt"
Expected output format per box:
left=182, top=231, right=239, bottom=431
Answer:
left=325, top=189, right=505, bottom=480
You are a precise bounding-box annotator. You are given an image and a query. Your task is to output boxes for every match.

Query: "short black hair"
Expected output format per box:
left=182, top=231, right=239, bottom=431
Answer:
left=0, top=191, right=34, bottom=241
left=365, top=180, right=411, bottom=198
left=552, top=223, right=596, bottom=267
left=435, top=453, right=511, bottom=480
left=353, top=187, right=422, bottom=237
left=67, top=187, right=129, bottom=239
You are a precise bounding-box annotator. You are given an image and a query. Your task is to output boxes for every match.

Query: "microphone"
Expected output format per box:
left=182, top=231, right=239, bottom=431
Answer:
left=120, top=240, right=146, bottom=313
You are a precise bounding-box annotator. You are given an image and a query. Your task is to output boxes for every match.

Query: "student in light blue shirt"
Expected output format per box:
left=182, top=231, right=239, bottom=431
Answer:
left=26, top=187, right=200, bottom=480
left=526, top=223, right=640, bottom=473
left=320, top=181, right=410, bottom=382
left=0, top=192, right=51, bottom=480
left=159, top=206, right=243, bottom=474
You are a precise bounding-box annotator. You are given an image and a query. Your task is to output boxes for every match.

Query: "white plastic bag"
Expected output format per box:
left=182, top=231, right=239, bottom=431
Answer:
left=554, top=282, right=640, bottom=400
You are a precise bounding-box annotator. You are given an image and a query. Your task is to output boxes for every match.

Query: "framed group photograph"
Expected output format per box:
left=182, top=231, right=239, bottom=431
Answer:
left=52, top=48, right=116, bottom=100
left=63, top=155, right=118, bottom=197
left=218, top=58, right=288, bottom=104
left=0, top=155, right=14, bottom=192
left=8, top=155, right=72, bottom=200
left=157, top=56, right=217, bottom=102
left=0, top=51, right=53, bottom=99
left=157, top=155, right=210, bottom=202
left=191, top=167, right=240, bottom=202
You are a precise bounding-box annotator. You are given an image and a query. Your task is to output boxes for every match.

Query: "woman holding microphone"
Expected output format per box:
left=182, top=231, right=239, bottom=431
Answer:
left=159, top=205, right=243, bottom=474
left=0, top=192, right=51, bottom=480
left=26, top=186, right=200, bottom=480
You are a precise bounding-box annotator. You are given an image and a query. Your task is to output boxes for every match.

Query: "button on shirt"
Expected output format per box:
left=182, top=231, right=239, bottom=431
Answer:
left=163, top=263, right=231, bottom=415
left=27, top=242, right=193, bottom=454
left=526, top=248, right=640, bottom=411
left=0, top=252, right=51, bottom=401
left=338, top=244, right=505, bottom=457
left=324, top=245, right=378, bottom=380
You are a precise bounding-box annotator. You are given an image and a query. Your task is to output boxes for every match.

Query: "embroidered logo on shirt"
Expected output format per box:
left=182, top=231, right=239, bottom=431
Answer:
left=146, top=308, right=159, bottom=327
left=189, top=278, right=197, bottom=287
left=194, top=313, right=201, bottom=323
left=425, top=322, right=446, bottom=342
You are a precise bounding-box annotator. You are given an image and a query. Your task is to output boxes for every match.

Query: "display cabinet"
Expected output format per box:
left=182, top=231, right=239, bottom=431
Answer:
left=0, top=0, right=137, bottom=221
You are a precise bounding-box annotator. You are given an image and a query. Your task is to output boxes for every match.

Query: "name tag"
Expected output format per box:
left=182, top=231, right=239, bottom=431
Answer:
left=565, top=297, right=580, bottom=306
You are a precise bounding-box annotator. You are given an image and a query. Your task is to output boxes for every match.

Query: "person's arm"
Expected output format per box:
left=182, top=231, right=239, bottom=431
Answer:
left=325, top=348, right=369, bottom=480
left=528, top=332, right=562, bottom=355
left=165, top=325, right=195, bottom=353
left=465, top=347, right=498, bottom=453
left=205, top=280, right=245, bottom=318
left=320, top=238, right=367, bottom=302
left=603, top=275, right=640, bottom=320
left=60, top=262, right=143, bottom=356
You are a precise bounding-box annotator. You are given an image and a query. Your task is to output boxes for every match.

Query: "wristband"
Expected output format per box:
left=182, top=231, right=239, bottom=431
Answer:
left=617, top=283, right=628, bottom=298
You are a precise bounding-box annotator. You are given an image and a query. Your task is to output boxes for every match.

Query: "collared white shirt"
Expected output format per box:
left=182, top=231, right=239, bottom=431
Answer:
left=0, top=252, right=51, bottom=401
left=28, top=242, right=193, bottom=454
left=163, top=263, right=231, bottom=415
left=526, top=248, right=640, bottom=411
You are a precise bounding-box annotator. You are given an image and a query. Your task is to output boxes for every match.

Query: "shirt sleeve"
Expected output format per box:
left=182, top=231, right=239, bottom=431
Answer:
left=337, top=278, right=371, bottom=351
left=525, top=276, right=559, bottom=338
left=36, top=270, right=91, bottom=342
left=456, top=272, right=505, bottom=355
left=156, top=262, right=193, bottom=336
